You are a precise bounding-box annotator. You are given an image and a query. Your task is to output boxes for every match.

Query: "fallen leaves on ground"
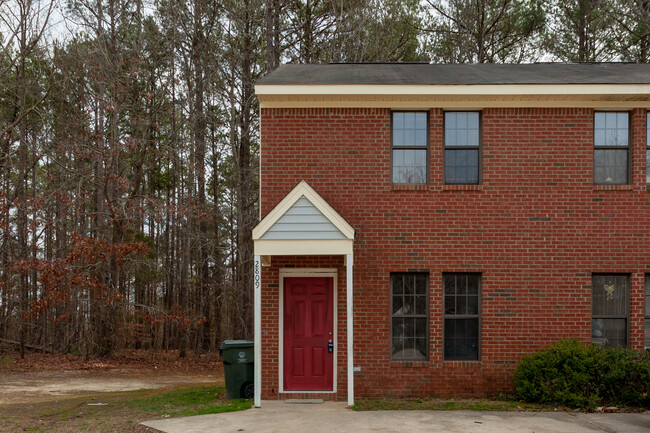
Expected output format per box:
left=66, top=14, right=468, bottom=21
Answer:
left=0, top=349, right=223, bottom=375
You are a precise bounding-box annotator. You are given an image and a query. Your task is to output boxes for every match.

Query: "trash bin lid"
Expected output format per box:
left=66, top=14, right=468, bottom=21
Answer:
left=219, top=340, right=254, bottom=350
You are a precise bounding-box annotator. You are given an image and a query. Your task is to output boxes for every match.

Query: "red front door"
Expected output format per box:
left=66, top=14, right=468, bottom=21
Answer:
left=283, top=277, right=334, bottom=391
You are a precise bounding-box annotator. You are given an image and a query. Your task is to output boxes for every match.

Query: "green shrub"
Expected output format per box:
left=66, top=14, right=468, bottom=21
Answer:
left=514, top=339, right=650, bottom=409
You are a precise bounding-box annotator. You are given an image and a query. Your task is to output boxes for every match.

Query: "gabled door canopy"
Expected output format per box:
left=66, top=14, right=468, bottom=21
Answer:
left=253, top=180, right=355, bottom=256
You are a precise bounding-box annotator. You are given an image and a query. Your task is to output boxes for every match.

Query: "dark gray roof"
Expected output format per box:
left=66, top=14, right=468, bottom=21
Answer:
left=257, top=63, right=650, bottom=86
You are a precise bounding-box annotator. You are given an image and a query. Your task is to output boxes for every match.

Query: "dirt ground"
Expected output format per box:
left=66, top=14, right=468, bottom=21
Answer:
left=0, top=350, right=225, bottom=432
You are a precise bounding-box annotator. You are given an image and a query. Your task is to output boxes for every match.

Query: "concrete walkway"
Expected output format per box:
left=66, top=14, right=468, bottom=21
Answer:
left=142, top=401, right=650, bottom=433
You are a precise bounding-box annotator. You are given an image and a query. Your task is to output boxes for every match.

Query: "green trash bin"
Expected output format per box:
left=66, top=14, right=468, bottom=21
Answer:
left=219, top=340, right=254, bottom=399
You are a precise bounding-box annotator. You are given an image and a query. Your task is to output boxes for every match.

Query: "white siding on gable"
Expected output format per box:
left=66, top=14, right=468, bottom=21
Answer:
left=261, top=196, right=346, bottom=240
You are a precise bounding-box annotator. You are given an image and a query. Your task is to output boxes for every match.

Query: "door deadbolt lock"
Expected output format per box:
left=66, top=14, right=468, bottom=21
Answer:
left=328, top=340, right=334, bottom=353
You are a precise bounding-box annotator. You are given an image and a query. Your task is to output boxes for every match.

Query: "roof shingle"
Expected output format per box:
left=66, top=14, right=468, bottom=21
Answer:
left=256, top=63, right=650, bottom=86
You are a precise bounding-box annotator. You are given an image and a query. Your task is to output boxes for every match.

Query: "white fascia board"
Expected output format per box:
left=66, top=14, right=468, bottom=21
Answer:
left=253, top=180, right=355, bottom=241
left=255, top=83, right=650, bottom=96
left=254, top=239, right=353, bottom=256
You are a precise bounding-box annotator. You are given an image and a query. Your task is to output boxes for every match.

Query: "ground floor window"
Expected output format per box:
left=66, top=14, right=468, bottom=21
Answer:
left=390, top=273, right=428, bottom=361
left=592, top=274, right=628, bottom=348
left=443, top=273, right=481, bottom=360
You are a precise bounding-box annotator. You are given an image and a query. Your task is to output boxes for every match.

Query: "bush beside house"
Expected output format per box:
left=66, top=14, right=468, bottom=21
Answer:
left=514, top=340, right=650, bottom=409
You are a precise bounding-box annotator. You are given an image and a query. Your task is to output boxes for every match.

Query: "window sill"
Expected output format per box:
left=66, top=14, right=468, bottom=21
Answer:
left=389, top=361, right=428, bottom=368
left=443, top=184, right=482, bottom=191
left=443, top=360, right=482, bottom=366
left=391, top=184, right=430, bottom=192
left=593, top=184, right=633, bottom=191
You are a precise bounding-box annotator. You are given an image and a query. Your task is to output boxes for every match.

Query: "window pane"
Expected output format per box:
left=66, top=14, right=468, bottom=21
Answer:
left=392, top=317, right=404, bottom=338
left=444, top=273, right=481, bottom=316
left=445, top=112, right=480, bottom=147
left=594, top=112, right=628, bottom=147
left=444, top=274, right=456, bottom=295
left=415, top=318, right=427, bottom=338
left=594, top=149, right=627, bottom=184
left=392, top=294, right=403, bottom=315
left=467, top=274, right=480, bottom=295
left=457, top=295, right=467, bottom=314
left=457, top=275, right=467, bottom=295
left=447, top=130, right=457, bottom=146
left=592, top=275, right=628, bottom=316
left=391, top=337, right=402, bottom=358
left=457, top=130, right=468, bottom=146
left=415, top=112, right=426, bottom=129
left=401, top=296, right=413, bottom=315
left=415, top=129, right=426, bottom=145
left=415, top=338, right=427, bottom=358
left=392, top=112, right=427, bottom=147
left=444, top=318, right=479, bottom=360
left=416, top=274, right=428, bottom=293
left=404, top=274, right=414, bottom=295
left=405, top=129, right=415, bottom=146
left=467, top=295, right=479, bottom=315
left=445, top=296, right=455, bottom=315
left=445, top=149, right=479, bottom=184
left=592, top=318, right=626, bottom=348
left=404, top=112, right=415, bottom=129
left=393, top=149, right=426, bottom=184
left=457, top=112, right=467, bottom=128
left=393, top=129, right=404, bottom=147
left=393, top=112, right=404, bottom=129
left=594, top=129, right=605, bottom=146
left=391, top=318, right=427, bottom=360
left=415, top=295, right=427, bottom=315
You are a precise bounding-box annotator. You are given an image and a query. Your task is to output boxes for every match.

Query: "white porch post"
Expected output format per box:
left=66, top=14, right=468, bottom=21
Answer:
left=346, top=253, right=354, bottom=406
left=254, top=255, right=262, bottom=408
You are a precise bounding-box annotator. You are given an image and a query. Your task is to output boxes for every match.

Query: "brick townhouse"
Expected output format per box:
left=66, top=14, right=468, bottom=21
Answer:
left=249, top=63, right=650, bottom=406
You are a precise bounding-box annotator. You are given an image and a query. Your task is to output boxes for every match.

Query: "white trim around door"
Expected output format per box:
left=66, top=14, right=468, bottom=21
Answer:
left=279, top=268, right=338, bottom=394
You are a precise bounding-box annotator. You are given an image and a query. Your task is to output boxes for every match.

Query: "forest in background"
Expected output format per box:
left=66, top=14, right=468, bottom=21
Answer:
left=1, top=0, right=649, bottom=359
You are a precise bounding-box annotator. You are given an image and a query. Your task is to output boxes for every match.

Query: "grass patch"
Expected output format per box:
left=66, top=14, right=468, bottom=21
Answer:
left=0, top=355, right=12, bottom=366
left=123, top=385, right=252, bottom=417
left=1, top=385, right=250, bottom=432
left=354, top=398, right=547, bottom=412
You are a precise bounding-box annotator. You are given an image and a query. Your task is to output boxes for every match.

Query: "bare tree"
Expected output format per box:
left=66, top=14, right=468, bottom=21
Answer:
left=423, top=0, right=546, bottom=63
left=544, top=0, right=615, bottom=62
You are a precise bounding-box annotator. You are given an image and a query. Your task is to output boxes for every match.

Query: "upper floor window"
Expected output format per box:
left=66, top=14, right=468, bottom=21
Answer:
left=444, top=112, right=480, bottom=184
left=392, top=112, right=428, bottom=184
left=594, top=112, right=629, bottom=185
left=592, top=274, right=628, bottom=348
left=443, top=273, right=481, bottom=360
left=390, top=272, right=428, bottom=361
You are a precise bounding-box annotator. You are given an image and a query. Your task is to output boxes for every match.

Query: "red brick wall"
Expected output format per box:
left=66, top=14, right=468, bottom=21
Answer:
left=259, top=107, right=650, bottom=399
